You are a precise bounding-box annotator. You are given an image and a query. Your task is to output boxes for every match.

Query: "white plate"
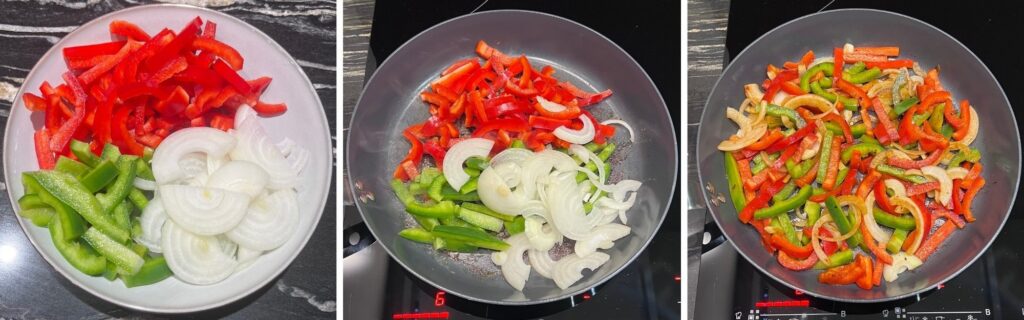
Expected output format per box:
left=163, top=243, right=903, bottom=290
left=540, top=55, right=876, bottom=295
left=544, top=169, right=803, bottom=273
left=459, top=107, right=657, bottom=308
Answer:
left=2, top=4, right=332, bottom=313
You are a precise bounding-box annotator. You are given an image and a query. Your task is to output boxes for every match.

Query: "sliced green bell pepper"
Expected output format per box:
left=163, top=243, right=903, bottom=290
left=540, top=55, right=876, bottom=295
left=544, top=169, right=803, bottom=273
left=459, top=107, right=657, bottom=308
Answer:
left=80, top=160, right=118, bottom=193
left=876, top=164, right=930, bottom=184
left=816, top=130, right=835, bottom=185
left=840, top=142, right=884, bottom=163
left=800, top=62, right=834, bottom=92
left=457, top=207, right=503, bottom=232
left=893, top=97, right=919, bottom=116
left=24, top=172, right=87, bottom=241
left=97, top=156, right=137, bottom=213
left=50, top=218, right=107, bottom=276
left=842, top=67, right=881, bottom=84
left=754, top=185, right=812, bottom=220
left=71, top=140, right=101, bottom=167
left=122, top=256, right=173, bottom=288
left=805, top=201, right=821, bottom=227
left=887, top=229, right=909, bottom=254
left=873, top=209, right=916, bottom=230
left=428, top=175, right=446, bottom=202
left=824, top=196, right=864, bottom=249
left=26, top=171, right=128, bottom=243
left=55, top=156, right=91, bottom=177
left=399, top=228, right=436, bottom=244
left=460, top=202, right=515, bottom=222
left=766, top=104, right=806, bottom=128
left=430, top=225, right=509, bottom=251
left=433, top=237, right=478, bottom=252
left=82, top=227, right=143, bottom=275
left=406, top=201, right=460, bottom=218
left=505, top=216, right=526, bottom=235
left=724, top=152, right=747, bottom=212
left=813, top=249, right=855, bottom=269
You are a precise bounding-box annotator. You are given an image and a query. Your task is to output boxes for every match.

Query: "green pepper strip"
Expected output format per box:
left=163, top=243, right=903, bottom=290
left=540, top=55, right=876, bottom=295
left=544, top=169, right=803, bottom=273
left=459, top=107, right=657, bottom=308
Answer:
left=842, top=67, right=882, bottom=84
left=55, top=156, right=91, bottom=177
left=458, top=207, right=503, bottom=232
left=460, top=202, right=515, bottom=222
left=26, top=171, right=128, bottom=242
left=766, top=105, right=806, bottom=128
left=465, top=157, right=488, bottom=171
left=80, top=160, right=118, bottom=193
left=846, top=61, right=867, bottom=74
left=813, top=249, right=855, bottom=269
left=584, top=142, right=603, bottom=153
left=751, top=156, right=768, bottom=175
left=128, top=189, right=148, bottom=209
left=428, top=175, right=446, bottom=202
left=414, top=216, right=440, bottom=231
left=724, top=152, right=747, bottom=212
left=754, top=185, right=812, bottom=220
left=430, top=225, right=509, bottom=251
left=112, top=201, right=134, bottom=233
left=122, top=256, right=173, bottom=287
left=816, top=130, right=834, bottom=185
left=399, top=228, right=436, bottom=244
left=772, top=182, right=797, bottom=203
left=439, top=216, right=480, bottom=230
left=24, top=174, right=85, bottom=239
left=101, top=144, right=121, bottom=161
left=135, top=158, right=155, bottom=181
left=19, top=207, right=55, bottom=227
left=433, top=238, right=478, bottom=252
left=97, top=156, right=137, bottom=213
left=949, top=148, right=981, bottom=168
left=840, top=142, right=884, bottom=163
left=929, top=103, right=946, bottom=132
left=505, top=216, right=526, bottom=235
left=873, top=209, right=916, bottom=230
left=406, top=201, right=460, bottom=218
left=826, top=122, right=867, bottom=138
left=785, top=159, right=803, bottom=178
left=81, top=227, right=143, bottom=275
left=876, top=164, right=931, bottom=184
left=891, top=71, right=906, bottom=105
left=441, top=187, right=480, bottom=202
left=460, top=178, right=479, bottom=194
left=775, top=214, right=800, bottom=245
left=576, top=143, right=617, bottom=181
left=940, top=123, right=954, bottom=139
left=824, top=196, right=864, bottom=249
left=893, top=97, right=919, bottom=116
left=800, top=62, right=835, bottom=92
left=818, top=77, right=833, bottom=88
left=887, top=229, right=909, bottom=253
left=71, top=140, right=101, bottom=167
left=805, top=201, right=822, bottom=227
left=509, top=139, right=526, bottom=149
left=49, top=219, right=107, bottom=276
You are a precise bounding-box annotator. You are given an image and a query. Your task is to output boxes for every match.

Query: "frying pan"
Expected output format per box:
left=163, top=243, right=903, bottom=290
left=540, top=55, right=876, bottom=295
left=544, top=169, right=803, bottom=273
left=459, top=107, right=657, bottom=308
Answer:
left=346, top=10, right=677, bottom=305
left=696, top=9, right=1020, bottom=302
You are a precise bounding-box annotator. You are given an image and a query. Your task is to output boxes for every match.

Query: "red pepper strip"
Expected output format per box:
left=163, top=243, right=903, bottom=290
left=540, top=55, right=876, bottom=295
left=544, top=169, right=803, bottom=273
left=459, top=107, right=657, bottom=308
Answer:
left=835, top=78, right=872, bottom=109
left=736, top=156, right=753, bottom=181
left=472, top=118, right=528, bottom=137
left=778, top=251, right=818, bottom=271
left=795, top=157, right=820, bottom=187
left=763, top=121, right=817, bottom=153
left=745, top=128, right=784, bottom=151
left=961, top=177, right=985, bottom=223
left=66, top=54, right=113, bottom=70
left=769, top=234, right=813, bottom=259
left=906, top=181, right=939, bottom=196
left=253, top=101, right=288, bottom=116
left=61, top=71, right=88, bottom=107
left=952, top=100, right=972, bottom=141
left=526, top=132, right=556, bottom=151
left=191, top=38, right=244, bottom=70
left=770, top=146, right=799, bottom=172
left=442, top=58, right=477, bottom=76
left=145, top=56, right=189, bottom=86
left=952, top=179, right=963, bottom=214
left=560, top=82, right=613, bottom=107
left=822, top=112, right=853, bottom=144
left=872, top=258, right=884, bottom=286
left=762, top=69, right=798, bottom=102
left=109, top=20, right=151, bottom=41
left=874, top=180, right=900, bottom=215
left=474, top=40, right=517, bottom=66
left=212, top=59, right=253, bottom=93
left=22, top=93, right=47, bottom=111
left=400, top=160, right=420, bottom=180
left=856, top=170, right=881, bottom=198
left=822, top=140, right=841, bottom=190
left=799, top=50, right=815, bottom=67
left=448, top=94, right=467, bottom=119
left=854, top=46, right=900, bottom=56
left=842, top=52, right=888, bottom=62
left=743, top=170, right=769, bottom=191
left=421, top=92, right=451, bottom=108
left=781, top=81, right=805, bottom=95
left=206, top=87, right=239, bottom=111
left=860, top=217, right=894, bottom=264
left=962, top=163, right=983, bottom=187
left=433, top=60, right=480, bottom=90
left=48, top=101, right=86, bottom=153
left=431, top=83, right=459, bottom=103
left=750, top=219, right=775, bottom=253
left=856, top=255, right=874, bottom=290
left=469, top=90, right=489, bottom=123
left=517, top=56, right=532, bottom=87
left=111, top=106, right=145, bottom=155
left=819, top=258, right=864, bottom=286
left=833, top=48, right=844, bottom=82
left=810, top=168, right=857, bottom=202
left=886, top=148, right=944, bottom=169
left=903, top=197, right=933, bottom=252
left=504, top=79, right=539, bottom=97
left=401, top=128, right=424, bottom=166
left=944, top=99, right=968, bottom=128
left=44, top=96, right=63, bottom=131
left=34, top=129, right=56, bottom=170
left=864, top=60, right=915, bottom=70
left=870, top=98, right=898, bottom=143
left=422, top=139, right=446, bottom=168
left=143, top=17, right=202, bottom=72
left=931, top=206, right=966, bottom=228
left=137, top=134, right=164, bottom=148
left=738, top=179, right=786, bottom=223
left=153, top=86, right=189, bottom=115
left=173, top=64, right=223, bottom=87
left=528, top=115, right=571, bottom=131
left=914, top=221, right=957, bottom=261
left=533, top=99, right=581, bottom=120
left=63, top=40, right=126, bottom=61
left=208, top=114, right=233, bottom=131
left=79, top=40, right=140, bottom=85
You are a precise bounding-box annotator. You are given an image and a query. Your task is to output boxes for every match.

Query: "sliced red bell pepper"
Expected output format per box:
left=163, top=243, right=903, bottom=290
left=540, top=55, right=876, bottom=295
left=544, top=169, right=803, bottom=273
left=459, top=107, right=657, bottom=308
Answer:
left=856, top=170, right=881, bottom=199
left=422, top=140, right=446, bottom=168
left=778, top=251, right=818, bottom=271
left=763, top=121, right=817, bottom=153
left=769, top=234, right=813, bottom=259
left=822, top=112, right=853, bottom=144
left=835, top=78, right=871, bottom=109
left=48, top=101, right=86, bottom=153
left=780, top=81, right=805, bottom=95
left=855, top=255, right=874, bottom=290
left=145, top=56, right=188, bottom=86
left=822, top=140, right=842, bottom=189
left=842, top=52, right=888, bottom=62
left=63, top=40, right=127, bottom=61
left=21, top=93, right=47, bottom=111
left=762, top=69, right=798, bottom=102
left=886, top=147, right=943, bottom=169
left=871, top=97, right=899, bottom=143
left=833, top=47, right=844, bottom=81
left=252, top=101, right=287, bottom=116
left=952, top=100, right=972, bottom=141
left=111, top=106, right=145, bottom=155
left=810, top=167, right=857, bottom=202
left=914, top=221, right=956, bottom=261
left=79, top=40, right=140, bottom=85
left=529, top=115, right=571, bottom=131
left=34, top=129, right=56, bottom=169
left=475, top=40, right=517, bottom=66
left=952, top=179, right=963, bottom=214
left=906, top=181, right=939, bottom=196
left=738, top=179, right=786, bottom=223
left=61, top=71, right=88, bottom=107
left=819, top=258, right=864, bottom=286
left=744, top=128, right=783, bottom=151
left=109, top=20, right=151, bottom=41
left=143, top=17, right=202, bottom=72
left=211, top=59, right=253, bottom=93
left=864, top=59, right=914, bottom=69
left=860, top=218, right=893, bottom=264
left=472, top=118, right=528, bottom=138
left=873, top=180, right=899, bottom=214
left=961, top=177, right=985, bottom=222
left=433, top=60, right=480, bottom=90
left=795, top=159, right=819, bottom=187
left=504, top=79, right=539, bottom=97
left=191, top=38, right=244, bottom=70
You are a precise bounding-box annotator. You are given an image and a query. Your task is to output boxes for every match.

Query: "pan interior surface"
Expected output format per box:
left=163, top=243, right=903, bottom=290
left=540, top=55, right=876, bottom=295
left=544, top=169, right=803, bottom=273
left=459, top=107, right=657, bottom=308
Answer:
left=696, top=9, right=1018, bottom=302
left=347, top=10, right=676, bottom=305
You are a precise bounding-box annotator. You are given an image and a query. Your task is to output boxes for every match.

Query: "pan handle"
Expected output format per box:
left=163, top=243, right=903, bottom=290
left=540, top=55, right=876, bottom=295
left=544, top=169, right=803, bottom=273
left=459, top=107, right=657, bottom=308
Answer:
left=343, top=218, right=377, bottom=258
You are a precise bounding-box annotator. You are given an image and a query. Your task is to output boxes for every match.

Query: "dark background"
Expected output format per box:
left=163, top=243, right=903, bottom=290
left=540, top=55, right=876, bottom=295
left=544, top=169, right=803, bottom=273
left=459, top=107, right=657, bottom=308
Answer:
left=0, top=1, right=336, bottom=319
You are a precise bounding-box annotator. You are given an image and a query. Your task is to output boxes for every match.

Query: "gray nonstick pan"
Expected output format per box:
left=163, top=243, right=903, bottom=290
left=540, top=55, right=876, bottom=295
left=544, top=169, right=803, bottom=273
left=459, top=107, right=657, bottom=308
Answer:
left=346, top=10, right=677, bottom=305
left=696, top=9, right=1019, bottom=302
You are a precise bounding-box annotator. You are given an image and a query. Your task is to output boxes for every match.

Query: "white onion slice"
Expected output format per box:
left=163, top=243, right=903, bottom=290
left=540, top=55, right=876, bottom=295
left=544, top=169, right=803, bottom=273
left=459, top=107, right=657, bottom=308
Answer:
left=162, top=221, right=239, bottom=285
left=478, top=163, right=530, bottom=216
left=236, top=247, right=262, bottom=272
left=552, top=252, right=609, bottom=290
left=883, top=252, right=923, bottom=282
left=946, top=167, right=969, bottom=180
left=544, top=172, right=596, bottom=240
left=160, top=185, right=251, bottom=235
left=921, top=166, right=952, bottom=206
left=286, top=144, right=310, bottom=175
left=207, top=161, right=270, bottom=198
left=153, top=128, right=236, bottom=184
left=553, top=115, right=596, bottom=144
left=536, top=96, right=567, bottom=112
left=226, top=189, right=299, bottom=251
left=232, top=108, right=298, bottom=190
left=863, top=194, right=892, bottom=244
left=574, top=223, right=630, bottom=257
left=600, top=119, right=635, bottom=143
left=515, top=150, right=577, bottom=200
left=528, top=248, right=558, bottom=279
left=490, top=147, right=533, bottom=167
left=960, top=106, right=979, bottom=146
left=136, top=196, right=167, bottom=253
left=442, top=138, right=494, bottom=191
left=491, top=234, right=531, bottom=291
left=524, top=216, right=561, bottom=251
left=133, top=177, right=156, bottom=191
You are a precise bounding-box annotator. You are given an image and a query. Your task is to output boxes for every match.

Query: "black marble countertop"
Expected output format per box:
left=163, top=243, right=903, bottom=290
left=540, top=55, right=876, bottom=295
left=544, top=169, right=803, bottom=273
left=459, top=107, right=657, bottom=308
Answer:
left=0, top=1, right=336, bottom=319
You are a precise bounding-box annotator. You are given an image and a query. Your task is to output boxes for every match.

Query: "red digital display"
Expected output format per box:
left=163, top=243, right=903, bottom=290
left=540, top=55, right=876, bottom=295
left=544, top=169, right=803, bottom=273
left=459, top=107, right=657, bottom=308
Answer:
left=794, top=289, right=804, bottom=296
left=392, top=311, right=449, bottom=319
left=673, top=275, right=681, bottom=282
left=583, top=293, right=591, bottom=300
left=755, top=300, right=810, bottom=308
left=434, top=291, right=446, bottom=307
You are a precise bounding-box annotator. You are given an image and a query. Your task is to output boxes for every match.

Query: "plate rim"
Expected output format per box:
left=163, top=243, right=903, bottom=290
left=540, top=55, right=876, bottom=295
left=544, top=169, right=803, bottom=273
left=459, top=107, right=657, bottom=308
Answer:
left=2, top=3, right=334, bottom=314
left=345, top=9, right=678, bottom=306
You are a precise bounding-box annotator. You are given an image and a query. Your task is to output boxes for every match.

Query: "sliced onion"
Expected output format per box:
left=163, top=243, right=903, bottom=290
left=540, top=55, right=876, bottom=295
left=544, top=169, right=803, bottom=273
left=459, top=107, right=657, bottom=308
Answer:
left=285, top=144, right=310, bottom=175
left=801, top=132, right=822, bottom=160
left=524, top=216, right=561, bottom=251
left=232, top=108, right=297, bottom=190
left=883, top=252, right=923, bottom=282
left=136, top=196, right=166, bottom=253
left=443, top=138, right=494, bottom=191
left=275, top=137, right=297, bottom=156
left=947, top=167, right=969, bottom=180
left=162, top=221, right=239, bottom=285
left=490, top=147, right=533, bottom=167
left=921, top=166, right=952, bottom=206
left=207, top=160, right=270, bottom=198
left=491, top=234, right=531, bottom=291
left=744, top=84, right=764, bottom=102
left=891, top=196, right=926, bottom=254
left=600, top=119, right=635, bottom=143
left=153, top=128, right=236, bottom=184
left=160, top=185, right=251, bottom=235
left=884, top=179, right=908, bottom=199
left=553, top=115, right=596, bottom=144
left=863, top=194, right=892, bottom=244
left=207, top=154, right=227, bottom=176
left=544, top=172, right=595, bottom=240
left=574, top=223, right=630, bottom=257
left=226, top=189, right=299, bottom=251
left=478, top=163, right=530, bottom=215
left=236, top=246, right=262, bottom=272
left=178, top=153, right=207, bottom=179
left=133, top=177, right=156, bottom=191
left=569, top=144, right=605, bottom=184
left=811, top=214, right=832, bottom=263
left=536, top=96, right=567, bottom=112
left=515, top=149, right=577, bottom=201
left=960, top=106, right=979, bottom=145
left=783, top=94, right=834, bottom=114
left=528, top=248, right=558, bottom=279
left=551, top=252, right=609, bottom=290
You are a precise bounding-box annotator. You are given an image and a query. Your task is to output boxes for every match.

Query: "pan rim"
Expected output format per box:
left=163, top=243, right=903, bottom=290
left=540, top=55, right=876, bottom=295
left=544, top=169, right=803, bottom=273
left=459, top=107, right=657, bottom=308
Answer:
left=345, top=9, right=678, bottom=305
left=695, top=8, right=1020, bottom=303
